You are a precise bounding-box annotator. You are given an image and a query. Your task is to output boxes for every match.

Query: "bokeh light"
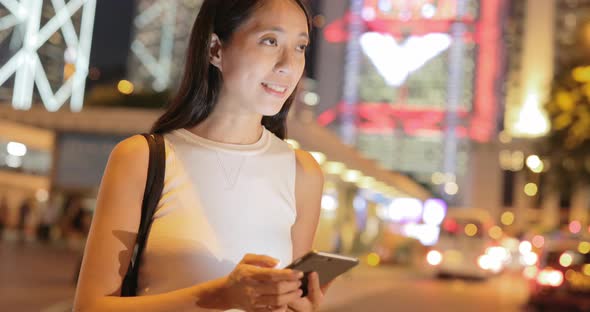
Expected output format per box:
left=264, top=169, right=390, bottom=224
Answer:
left=464, top=223, right=478, bottom=237
left=570, top=220, right=582, bottom=234
left=524, top=183, right=538, bottom=196
left=526, top=155, right=544, bottom=173
left=501, top=211, right=515, bottom=226
left=117, top=80, right=134, bottom=95
left=578, top=241, right=590, bottom=254
left=444, top=182, right=459, bottom=195
left=559, top=252, right=573, bottom=267
left=488, top=226, right=503, bottom=240
left=426, top=250, right=442, bottom=266
left=367, top=253, right=380, bottom=267
left=519, top=241, right=532, bottom=254
left=532, top=235, right=545, bottom=248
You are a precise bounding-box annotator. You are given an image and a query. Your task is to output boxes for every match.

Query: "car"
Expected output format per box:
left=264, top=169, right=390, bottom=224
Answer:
left=426, top=208, right=508, bottom=279
left=526, top=239, right=590, bottom=312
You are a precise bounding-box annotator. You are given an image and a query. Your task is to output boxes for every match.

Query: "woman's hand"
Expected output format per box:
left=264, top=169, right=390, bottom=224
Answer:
left=222, top=254, right=304, bottom=311
left=287, top=272, right=330, bottom=312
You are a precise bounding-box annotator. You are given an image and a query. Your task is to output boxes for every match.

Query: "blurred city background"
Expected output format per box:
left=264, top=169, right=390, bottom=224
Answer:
left=1, top=0, right=590, bottom=311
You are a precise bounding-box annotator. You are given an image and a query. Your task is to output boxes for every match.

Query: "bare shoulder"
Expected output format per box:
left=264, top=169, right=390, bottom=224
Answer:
left=100, top=134, right=151, bottom=197
left=294, top=149, right=324, bottom=187
left=110, top=134, right=150, bottom=167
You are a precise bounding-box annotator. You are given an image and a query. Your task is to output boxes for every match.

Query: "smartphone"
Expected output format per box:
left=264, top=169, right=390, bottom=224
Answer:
left=285, top=251, right=359, bottom=297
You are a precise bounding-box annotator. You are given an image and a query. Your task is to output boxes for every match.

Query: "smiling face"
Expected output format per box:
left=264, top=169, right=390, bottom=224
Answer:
left=211, top=0, right=309, bottom=117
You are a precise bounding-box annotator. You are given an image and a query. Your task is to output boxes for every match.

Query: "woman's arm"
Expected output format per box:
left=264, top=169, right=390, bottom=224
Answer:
left=73, top=135, right=228, bottom=311
left=290, top=150, right=342, bottom=311
left=291, top=149, right=323, bottom=261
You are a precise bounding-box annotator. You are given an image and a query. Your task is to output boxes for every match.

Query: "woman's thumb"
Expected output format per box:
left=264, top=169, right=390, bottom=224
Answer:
left=240, top=253, right=280, bottom=268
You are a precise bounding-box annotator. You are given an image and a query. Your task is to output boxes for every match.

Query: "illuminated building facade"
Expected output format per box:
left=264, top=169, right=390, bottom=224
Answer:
left=314, top=0, right=507, bottom=207
left=0, top=0, right=96, bottom=112
left=312, top=0, right=588, bottom=234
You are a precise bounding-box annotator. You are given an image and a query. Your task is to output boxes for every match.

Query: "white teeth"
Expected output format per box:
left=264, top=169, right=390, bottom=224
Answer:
left=263, top=83, right=287, bottom=93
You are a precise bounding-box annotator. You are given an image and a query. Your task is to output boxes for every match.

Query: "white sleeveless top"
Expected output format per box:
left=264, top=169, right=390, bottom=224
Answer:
left=137, top=127, right=297, bottom=310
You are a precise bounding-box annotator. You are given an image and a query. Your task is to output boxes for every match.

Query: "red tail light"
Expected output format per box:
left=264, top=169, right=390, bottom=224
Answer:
left=443, top=219, right=458, bottom=233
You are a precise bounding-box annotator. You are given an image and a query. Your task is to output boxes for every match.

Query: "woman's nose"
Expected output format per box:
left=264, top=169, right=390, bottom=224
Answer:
left=274, top=49, right=296, bottom=75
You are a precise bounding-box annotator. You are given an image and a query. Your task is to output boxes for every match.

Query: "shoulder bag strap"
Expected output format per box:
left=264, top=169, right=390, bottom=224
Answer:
left=121, top=133, right=166, bottom=296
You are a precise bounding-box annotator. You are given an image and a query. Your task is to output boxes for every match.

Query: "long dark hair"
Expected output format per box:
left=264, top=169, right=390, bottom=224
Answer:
left=151, top=0, right=312, bottom=139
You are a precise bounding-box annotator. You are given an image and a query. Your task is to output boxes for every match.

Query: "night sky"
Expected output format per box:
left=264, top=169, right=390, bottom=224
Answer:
left=88, top=0, right=135, bottom=83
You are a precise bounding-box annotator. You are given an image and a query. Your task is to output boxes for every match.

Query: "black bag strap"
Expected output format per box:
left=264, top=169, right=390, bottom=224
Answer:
left=121, top=133, right=166, bottom=297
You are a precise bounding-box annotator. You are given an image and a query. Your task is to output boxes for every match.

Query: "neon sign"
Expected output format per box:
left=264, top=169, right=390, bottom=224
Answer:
left=320, top=0, right=504, bottom=142
left=360, top=32, right=451, bottom=86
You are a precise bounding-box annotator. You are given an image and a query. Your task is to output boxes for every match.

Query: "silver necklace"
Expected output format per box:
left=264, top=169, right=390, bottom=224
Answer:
left=214, top=151, right=246, bottom=190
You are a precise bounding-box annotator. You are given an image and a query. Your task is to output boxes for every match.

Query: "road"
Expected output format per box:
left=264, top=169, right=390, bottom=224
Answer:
left=321, top=262, right=530, bottom=311
left=0, top=241, right=81, bottom=312
left=1, top=241, right=531, bottom=311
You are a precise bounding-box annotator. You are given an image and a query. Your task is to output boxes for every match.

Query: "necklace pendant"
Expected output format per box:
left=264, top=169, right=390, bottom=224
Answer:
left=215, top=152, right=246, bottom=190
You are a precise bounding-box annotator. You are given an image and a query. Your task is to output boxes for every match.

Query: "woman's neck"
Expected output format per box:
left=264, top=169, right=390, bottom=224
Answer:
left=188, top=111, right=264, bottom=145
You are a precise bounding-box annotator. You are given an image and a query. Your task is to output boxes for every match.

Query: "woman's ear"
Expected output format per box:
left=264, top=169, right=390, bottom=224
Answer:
left=209, top=33, right=223, bottom=71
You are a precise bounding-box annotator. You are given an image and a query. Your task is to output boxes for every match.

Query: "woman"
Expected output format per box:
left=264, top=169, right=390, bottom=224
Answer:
left=74, top=0, right=327, bottom=311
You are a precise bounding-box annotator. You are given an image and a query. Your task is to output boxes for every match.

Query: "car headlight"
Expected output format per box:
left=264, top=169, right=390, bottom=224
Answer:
left=537, top=268, right=564, bottom=287
left=427, top=250, right=442, bottom=266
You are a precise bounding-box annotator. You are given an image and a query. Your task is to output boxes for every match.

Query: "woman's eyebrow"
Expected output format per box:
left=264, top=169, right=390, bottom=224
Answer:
left=256, top=26, right=309, bottom=39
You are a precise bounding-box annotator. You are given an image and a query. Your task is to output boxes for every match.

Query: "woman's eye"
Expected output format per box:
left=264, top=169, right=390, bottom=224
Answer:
left=297, top=44, right=308, bottom=52
left=262, top=38, right=277, bottom=46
